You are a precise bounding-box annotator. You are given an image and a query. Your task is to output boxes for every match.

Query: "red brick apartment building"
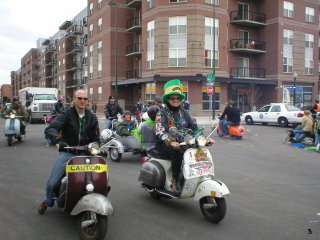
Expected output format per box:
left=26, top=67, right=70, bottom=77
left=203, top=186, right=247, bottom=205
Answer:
left=11, top=0, right=320, bottom=115
left=0, top=84, right=12, bottom=103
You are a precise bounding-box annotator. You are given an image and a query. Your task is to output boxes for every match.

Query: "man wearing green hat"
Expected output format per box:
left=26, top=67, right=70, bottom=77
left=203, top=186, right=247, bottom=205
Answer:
left=155, top=79, right=215, bottom=193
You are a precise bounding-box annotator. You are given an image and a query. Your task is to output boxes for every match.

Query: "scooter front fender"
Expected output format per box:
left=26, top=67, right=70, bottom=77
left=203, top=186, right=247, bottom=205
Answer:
left=102, top=139, right=125, bottom=153
left=70, top=193, right=114, bottom=216
left=194, top=179, right=230, bottom=201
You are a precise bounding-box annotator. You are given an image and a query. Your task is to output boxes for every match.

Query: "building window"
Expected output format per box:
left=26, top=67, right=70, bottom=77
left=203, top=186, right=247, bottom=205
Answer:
left=98, top=41, right=102, bottom=77
left=89, top=2, right=93, bottom=15
left=205, top=0, right=219, bottom=5
left=204, top=50, right=219, bottom=68
left=145, top=83, right=155, bottom=102
left=305, top=33, right=314, bottom=48
left=305, top=59, right=314, bottom=75
left=147, top=20, right=154, bottom=38
left=169, top=16, right=187, bottom=35
left=202, top=82, right=220, bottom=110
left=284, top=1, right=294, bottom=18
left=89, top=24, right=93, bottom=37
left=89, top=88, right=93, bottom=100
left=89, top=45, right=93, bottom=57
left=98, top=18, right=102, bottom=32
left=305, top=7, right=314, bottom=23
left=181, top=80, right=188, bottom=100
left=205, top=17, right=219, bottom=36
left=98, top=41, right=102, bottom=54
left=170, top=0, right=187, bottom=2
left=147, top=0, right=154, bottom=8
left=98, top=87, right=102, bottom=100
left=147, top=51, right=154, bottom=69
left=169, top=48, right=186, bottom=67
left=98, top=0, right=102, bottom=9
left=283, top=29, right=293, bottom=45
left=283, top=57, right=293, bottom=73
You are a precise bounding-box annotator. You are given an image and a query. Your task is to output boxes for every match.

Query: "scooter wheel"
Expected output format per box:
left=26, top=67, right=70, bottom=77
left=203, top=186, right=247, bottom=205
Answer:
left=235, top=136, right=242, bottom=140
left=77, top=211, right=108, bottom=240
left=199, top=197, right=226, bottom=223
left=109, top=148, right=122, bottom=162
left=7, top=136, right=12, bottom=146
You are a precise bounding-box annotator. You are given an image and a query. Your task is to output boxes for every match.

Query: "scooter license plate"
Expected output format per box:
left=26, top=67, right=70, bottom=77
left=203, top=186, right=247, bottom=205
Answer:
left=66, top=164, right=108, bottom=173
left=183, top=161, right=213, bottom=179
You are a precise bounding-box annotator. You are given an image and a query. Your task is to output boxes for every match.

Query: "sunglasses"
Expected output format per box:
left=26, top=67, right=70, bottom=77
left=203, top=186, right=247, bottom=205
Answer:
left=168, top=97, right=180, bottom=101
left=77, top=97, right=88, bottom=101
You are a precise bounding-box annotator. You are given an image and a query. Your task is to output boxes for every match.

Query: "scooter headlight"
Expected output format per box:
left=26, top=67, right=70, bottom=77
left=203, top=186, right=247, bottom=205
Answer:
left=10, top=114, right=15, bottom=119
left=88, top=142, right=99, bottom=155
left=197, top=136, right=207, bottom=147
left=86, top=183, right=94, bottom=192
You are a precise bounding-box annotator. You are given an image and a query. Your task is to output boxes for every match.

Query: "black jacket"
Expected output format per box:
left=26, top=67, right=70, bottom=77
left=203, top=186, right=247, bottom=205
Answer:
left=220, top=105, right=240, bottom=124
left=104, top=103, right=123, bottom=119
left=45, top=107, right=100, bottom=146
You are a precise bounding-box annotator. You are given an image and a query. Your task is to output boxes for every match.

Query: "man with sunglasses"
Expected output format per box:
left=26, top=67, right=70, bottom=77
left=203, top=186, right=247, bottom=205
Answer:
left=38, top=89, right=100, bottom=214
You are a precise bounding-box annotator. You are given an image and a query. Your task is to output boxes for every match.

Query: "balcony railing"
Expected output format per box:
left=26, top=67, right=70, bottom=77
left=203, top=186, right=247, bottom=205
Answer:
left=126, top=0, right=141, bottom=8
left=66, top=61, right=83, bottom=72
left=126, top=17, right=142, bottom=32
left=45, top=45, right=56, bottom=52
left=83, top=17, right=88, bottom=27
left=126, top=43, right=142, bottom=56
left=66, top=25, right=84, bottom=38
left=230, top=11, right=266, bottom=27
left=66, top=77, right=87, bottom=87
left=230, top=39, right=266, bottom=53
left=230, top=67, right=265, bottom=78
left=66, top=43, right=83, bottom=55
left=126, top=70, right=141, bottom=79
left=46, top=58, right=57, bottom=65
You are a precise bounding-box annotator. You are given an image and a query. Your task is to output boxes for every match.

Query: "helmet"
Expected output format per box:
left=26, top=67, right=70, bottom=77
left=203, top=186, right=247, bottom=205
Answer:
left=147, top=105, right=160, bottom=121
left=12, top=96, right=19, bottom=102
left=109, top=96, right=115, bottom=100
left=154, top=96, right=162, bottom=103
left=142, top=112, right=150, bottom=121
left=101, top=129, right=113, bottom=141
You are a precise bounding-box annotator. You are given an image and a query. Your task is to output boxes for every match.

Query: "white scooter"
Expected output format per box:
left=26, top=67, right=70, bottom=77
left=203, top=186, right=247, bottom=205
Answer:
left=138, top=127, right=230, bottom=223
left=4, top=112, right=24, bottom=146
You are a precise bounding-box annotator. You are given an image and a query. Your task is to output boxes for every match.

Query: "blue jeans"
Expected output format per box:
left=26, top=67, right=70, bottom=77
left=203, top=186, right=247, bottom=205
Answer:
left=314, top=134, right=320, bottom=146
left=43, top=152, right=75, bottom=207
left=293, top=129, right=308, bottom=143
left=220, top=119, right=236, bottom=134
left=104, top=119, right=112, bottom=129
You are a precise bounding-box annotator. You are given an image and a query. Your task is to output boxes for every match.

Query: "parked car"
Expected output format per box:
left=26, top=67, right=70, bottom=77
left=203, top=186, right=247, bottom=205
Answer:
left=241, top=103, right=303, bottom=127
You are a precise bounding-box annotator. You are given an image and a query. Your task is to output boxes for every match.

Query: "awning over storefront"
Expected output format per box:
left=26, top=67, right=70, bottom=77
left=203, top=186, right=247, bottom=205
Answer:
left=217, top=77, right=277, bottom=85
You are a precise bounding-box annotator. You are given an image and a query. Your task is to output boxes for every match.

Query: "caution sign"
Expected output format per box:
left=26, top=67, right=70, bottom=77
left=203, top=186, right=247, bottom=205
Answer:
left=66, top=164, right=108, bottom=173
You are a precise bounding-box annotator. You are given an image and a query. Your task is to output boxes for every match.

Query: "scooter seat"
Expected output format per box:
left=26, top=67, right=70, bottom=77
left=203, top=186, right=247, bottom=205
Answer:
left=147, top=148, right=160, bottom=158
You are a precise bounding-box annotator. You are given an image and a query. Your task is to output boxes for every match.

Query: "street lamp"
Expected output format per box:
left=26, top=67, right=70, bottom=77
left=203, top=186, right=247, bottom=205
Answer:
left=212, top=1, right=216, bottom=120
left=293, top=71, right=297, bottom=106
left=108, top=1, right=118, bottom=101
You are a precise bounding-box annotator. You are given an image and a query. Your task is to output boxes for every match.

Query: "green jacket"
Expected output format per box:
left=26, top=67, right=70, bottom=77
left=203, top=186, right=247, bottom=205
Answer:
left=116, top=120, right=132, bottom=136
left=5, top=102, right=28, bottom=120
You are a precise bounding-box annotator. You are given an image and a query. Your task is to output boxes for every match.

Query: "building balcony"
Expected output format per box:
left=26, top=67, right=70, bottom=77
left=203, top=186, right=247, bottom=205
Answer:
left=230, top=67, right=265, bottom=79
left=66, top=25, right=84, bottom=38
left=45, top=58, right=57, bottom=65
left=126, top=0, right=141, bottom=8
left=230, top=39, right=266, bottom=54
left=126, top=17, right=142, bottom=32
left=66, top=77, right=87, bottom=88
left=126, top=70, right=141, bottom=79
left=45, top=71, right=55, bottom=79
left=82, top=57, right=87, bottom=65
left=66, top=61, right=83, bottom=72
left=66, top=43, right=83, bottom=55
left=45, top=45, right=56, bottom=53
left=83, top=17, right=88, bottom=27
left=126, top=43, right=142, bottom=57
left=230, top=11, right=266, bottom=28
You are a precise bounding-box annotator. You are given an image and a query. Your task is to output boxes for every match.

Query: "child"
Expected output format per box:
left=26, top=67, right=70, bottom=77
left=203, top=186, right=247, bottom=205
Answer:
left=116, top=111, right=136, bottom=137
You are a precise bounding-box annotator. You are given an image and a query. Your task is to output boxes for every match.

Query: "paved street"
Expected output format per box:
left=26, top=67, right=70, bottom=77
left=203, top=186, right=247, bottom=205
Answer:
left=0, top=118, right=319, bottom=240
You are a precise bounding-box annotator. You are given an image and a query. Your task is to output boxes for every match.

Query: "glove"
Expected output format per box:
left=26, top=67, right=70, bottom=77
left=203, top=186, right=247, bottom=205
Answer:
left=57, top=141, right=69, bottom=152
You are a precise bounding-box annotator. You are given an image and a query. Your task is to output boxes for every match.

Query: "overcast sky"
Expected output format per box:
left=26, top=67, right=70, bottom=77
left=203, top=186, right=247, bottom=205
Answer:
left=0, top=0, right=87, bottom=86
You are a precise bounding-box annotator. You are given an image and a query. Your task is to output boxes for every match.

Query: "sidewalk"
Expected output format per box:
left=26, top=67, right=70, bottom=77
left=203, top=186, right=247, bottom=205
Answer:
left=96, top=113, right=216, bottom=125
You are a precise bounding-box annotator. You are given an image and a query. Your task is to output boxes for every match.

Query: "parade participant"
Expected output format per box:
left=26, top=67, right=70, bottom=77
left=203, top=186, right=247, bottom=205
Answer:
left=153, top=96, right=163, bottom=108
left=155, top=79, right=215, bottom=193
left=38, top=89, right=100, bottom=214
left=311, top=100, right=320, bottom=119
left=116, top=111, right=137, bottom=137
left=5, top=96, right=28, bottom=135
left=219, top=100, right=240, bottom=134
left=292, top=110, right=313, bottom=143
left=314, top=112, right=320, bottom=150
left=138, top=105, right=160, bottom=150
left=51, top=96, right=65, bottom=116
left=104, top=96, right=123, bottom=129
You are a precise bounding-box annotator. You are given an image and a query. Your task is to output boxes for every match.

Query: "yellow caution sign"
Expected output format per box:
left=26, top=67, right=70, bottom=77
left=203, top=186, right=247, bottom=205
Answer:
left=66, top=164, right=108, bottom=173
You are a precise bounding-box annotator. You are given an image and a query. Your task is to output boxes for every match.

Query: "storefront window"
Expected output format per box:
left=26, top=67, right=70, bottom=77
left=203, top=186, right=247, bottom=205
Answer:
left=283, top=85, right=313, bottom=107
left=145, top=82, right=155, bottom=102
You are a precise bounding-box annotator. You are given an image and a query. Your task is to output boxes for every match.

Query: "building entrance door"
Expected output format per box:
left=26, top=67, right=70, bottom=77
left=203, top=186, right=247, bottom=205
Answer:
left=231, top=84, right=250, bottom=113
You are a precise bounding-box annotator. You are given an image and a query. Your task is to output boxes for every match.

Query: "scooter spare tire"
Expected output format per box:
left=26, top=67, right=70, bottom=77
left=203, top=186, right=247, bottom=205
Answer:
left=199, top=197, right=226, bottom=223
left=109, top=148, right=122, bottom=162
left=77, top=211, right=108, bottom=240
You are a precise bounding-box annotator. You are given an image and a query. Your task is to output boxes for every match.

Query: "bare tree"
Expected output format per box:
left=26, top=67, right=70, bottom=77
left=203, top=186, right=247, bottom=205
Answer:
left=246, top=84, right=262, bottom=111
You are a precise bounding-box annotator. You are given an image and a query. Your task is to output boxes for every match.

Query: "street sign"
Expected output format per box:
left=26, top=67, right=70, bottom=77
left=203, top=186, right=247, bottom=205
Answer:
left=206, top=73, right=216, bottom=82
left=207, top=86, right=214, bottom=96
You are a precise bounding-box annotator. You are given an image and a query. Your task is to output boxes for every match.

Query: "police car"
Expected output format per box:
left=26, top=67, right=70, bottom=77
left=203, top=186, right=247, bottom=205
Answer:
left=241, top=103, right=303, bottom=127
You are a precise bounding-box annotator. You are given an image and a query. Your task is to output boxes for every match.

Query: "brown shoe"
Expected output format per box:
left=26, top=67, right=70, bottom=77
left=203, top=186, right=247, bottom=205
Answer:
left=38, top=202, right=47, bottom=215
left=170, top=178, right=181, bottom=193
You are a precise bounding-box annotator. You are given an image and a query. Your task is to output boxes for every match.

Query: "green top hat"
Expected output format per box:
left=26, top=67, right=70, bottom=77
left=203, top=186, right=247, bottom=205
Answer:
left=162, top=79, right=185, bottom=103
